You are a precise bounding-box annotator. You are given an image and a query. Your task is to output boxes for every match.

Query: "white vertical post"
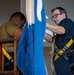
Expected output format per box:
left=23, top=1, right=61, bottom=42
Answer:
left=20, top=0, right=26, bottom=15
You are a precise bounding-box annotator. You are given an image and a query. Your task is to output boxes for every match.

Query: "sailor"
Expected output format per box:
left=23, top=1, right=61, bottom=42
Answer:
left=45, top=7, right=74, bottom=75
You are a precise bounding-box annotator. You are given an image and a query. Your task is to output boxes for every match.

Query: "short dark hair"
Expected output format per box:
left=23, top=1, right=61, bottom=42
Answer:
left=51, top=7, right=67, bottom=17
left=9, top=12, right=26, bottom=22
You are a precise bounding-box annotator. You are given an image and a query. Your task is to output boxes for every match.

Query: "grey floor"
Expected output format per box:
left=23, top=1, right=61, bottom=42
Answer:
left=44, top=47, right=55, bottom=75
left=45, top=55, right=52, bottom=75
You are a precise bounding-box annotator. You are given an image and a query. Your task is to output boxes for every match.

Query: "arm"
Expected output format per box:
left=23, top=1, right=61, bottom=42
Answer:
left=44, top=33, right=53, bottom=43
left=13, top=28, right=22, bottom=41
left=46, top=23, right=65, bottom=34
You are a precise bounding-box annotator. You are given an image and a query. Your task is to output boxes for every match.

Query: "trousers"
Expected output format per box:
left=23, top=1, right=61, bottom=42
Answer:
left=53, top=55, right=73, bottom=75
left=4, top=53, right=14, bottom=71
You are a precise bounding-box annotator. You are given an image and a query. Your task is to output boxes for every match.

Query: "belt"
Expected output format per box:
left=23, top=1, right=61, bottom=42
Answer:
left=54, top=39, right=73, bottom=61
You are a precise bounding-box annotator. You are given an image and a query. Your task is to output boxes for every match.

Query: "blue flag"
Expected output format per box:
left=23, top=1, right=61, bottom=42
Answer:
left=16, top=0, right=47, bottom=75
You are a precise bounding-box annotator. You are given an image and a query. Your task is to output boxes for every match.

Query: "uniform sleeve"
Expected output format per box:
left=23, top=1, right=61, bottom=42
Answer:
left=60, top=19, right=74, bottom=33
left=5, top=22, right=19, bottom=37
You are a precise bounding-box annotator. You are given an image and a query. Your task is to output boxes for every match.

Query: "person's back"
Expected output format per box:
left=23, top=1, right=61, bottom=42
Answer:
left=0, top=22, right=19, bottom=52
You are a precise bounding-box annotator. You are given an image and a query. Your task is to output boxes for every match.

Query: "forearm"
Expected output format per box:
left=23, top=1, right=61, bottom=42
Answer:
left=44, top=33, right=53, bottom=43
left=46, top=23, right=65, bottom=34
left=14, top=28, right=22, bottom=40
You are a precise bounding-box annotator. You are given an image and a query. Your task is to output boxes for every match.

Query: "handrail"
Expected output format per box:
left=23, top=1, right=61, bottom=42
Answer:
left=0, top=38, right=14, bottom=43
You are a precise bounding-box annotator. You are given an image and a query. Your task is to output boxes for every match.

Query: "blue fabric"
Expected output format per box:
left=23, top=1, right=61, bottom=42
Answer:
left=16, top=0, right=46, bottom=75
